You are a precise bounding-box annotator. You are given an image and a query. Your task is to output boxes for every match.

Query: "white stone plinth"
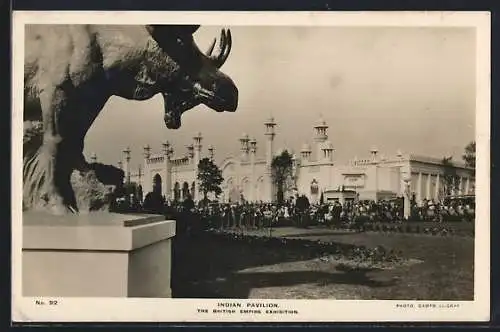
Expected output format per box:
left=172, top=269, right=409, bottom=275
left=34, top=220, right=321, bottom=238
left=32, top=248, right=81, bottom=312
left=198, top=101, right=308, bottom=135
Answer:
left=22, top=212, right=176, bottom=298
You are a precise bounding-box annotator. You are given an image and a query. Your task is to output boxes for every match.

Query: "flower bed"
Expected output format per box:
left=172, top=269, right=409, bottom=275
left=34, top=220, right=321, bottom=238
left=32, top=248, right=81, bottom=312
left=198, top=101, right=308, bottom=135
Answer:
left=342, top=221, right=474, bottom=237
left=197, top=230, right=403, bottom=266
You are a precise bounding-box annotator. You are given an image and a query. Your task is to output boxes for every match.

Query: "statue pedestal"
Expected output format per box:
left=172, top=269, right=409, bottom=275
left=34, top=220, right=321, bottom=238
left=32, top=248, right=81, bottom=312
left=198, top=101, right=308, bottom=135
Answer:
left=22, top=212, right=176, bottom=298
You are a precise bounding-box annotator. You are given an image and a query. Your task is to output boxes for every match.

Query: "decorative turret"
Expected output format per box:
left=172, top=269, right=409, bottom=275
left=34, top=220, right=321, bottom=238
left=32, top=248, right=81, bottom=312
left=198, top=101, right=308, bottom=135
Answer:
left=192, top=132, right=203, bottom=201
left=239, top=133, right=250, bottom=161
left=193, top=132, right=203, bottom=162
left=208, top=145, right=215, bottom=161
left=249, top=138, right=257, bottom=154
left=249, top=138, right=257, bottom=202
left=321, top=140, right=334, bottom=162
left=370, top=146, right=379, bottom=163
left=300, top=142, right=312, bottom=162
left=187, top=144, right=194, bottom=160
left=264, top=117, right=276, bottom=138
left=162, top=141, right=173, bottom=158
left=396, top=149, right=403, bottom=160
left=193, top=132, right=203, bottom=151
left=314, top=115, right=328, bottom=160
left=143, top=144, right=151, bottom=160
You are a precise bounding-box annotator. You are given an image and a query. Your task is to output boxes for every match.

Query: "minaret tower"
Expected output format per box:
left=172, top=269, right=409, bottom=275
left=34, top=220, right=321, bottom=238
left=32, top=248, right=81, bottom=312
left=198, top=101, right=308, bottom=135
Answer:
left=193, top=132, right=203, bottom=201
left=123, top=147, right=131, bottom=184
left=162, top=141, right=173, bottom=200
left=143, top=144, right=151, bottom=193
left=264, top=116, right=277, bottom=202
left=249, top=138, right=257, bottom=202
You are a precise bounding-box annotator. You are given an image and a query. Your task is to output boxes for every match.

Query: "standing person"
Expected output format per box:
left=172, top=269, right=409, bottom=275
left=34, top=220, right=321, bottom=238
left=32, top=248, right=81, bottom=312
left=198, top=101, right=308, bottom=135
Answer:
left=230, top=205, right=237, bottom=228
left=263, top=205, right=273, bottom=228
left=254, top=205, right=262, bottom=229
left=222, top=204, right=230, bottom=229
left=240, top=205, right=247, bottom=229
left=183, top=193, right=195, bottom=212
left=283, top=204, right=290, bottom=224
left=296, top=195, right=310, bottom=228
left=276, top=205, right=285, bottom=226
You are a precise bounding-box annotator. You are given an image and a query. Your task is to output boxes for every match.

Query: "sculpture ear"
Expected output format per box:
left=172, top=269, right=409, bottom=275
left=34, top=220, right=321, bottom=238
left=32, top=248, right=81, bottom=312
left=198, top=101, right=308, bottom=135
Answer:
left=146, top=25, right=200, bottom=43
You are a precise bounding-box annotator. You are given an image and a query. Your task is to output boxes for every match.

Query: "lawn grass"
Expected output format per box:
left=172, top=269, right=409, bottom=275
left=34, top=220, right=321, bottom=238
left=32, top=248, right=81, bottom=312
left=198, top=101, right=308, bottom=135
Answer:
left=171, top=227, right=473, bottom=300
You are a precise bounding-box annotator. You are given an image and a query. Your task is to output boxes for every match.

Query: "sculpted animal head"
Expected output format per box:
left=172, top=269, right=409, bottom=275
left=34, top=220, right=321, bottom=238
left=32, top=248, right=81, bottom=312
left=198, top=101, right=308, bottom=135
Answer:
left=146, top=25, right=238, bottom=129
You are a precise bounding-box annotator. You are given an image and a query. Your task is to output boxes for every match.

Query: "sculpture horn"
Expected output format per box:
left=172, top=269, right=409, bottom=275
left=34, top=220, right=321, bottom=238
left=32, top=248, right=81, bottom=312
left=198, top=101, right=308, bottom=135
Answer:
left=205, top=29, right=232, bottom=68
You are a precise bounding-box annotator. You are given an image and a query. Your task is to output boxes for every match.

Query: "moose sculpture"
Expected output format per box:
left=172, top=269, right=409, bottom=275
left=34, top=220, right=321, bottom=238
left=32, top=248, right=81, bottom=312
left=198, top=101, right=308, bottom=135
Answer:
left=23, top=24, right=238, bottom=215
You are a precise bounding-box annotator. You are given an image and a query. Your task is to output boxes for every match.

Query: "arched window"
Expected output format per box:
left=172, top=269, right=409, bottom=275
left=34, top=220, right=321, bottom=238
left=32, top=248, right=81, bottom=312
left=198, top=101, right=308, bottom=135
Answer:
left=191, top=181, right=196, bottom=198
left=310, top=179, right=319, bottom=195
left=182, top=182, right=190, bottom=199
left=153, top=174, right=162, bottom=195
left=174, top=182, right=180, bottom=201
left=255, top=176, right=264, bottom=202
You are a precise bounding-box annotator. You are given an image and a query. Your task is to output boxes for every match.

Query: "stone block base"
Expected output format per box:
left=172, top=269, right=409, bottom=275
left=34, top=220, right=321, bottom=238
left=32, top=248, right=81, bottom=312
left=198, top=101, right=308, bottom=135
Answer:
left=22, top=212, right=176, bottom=298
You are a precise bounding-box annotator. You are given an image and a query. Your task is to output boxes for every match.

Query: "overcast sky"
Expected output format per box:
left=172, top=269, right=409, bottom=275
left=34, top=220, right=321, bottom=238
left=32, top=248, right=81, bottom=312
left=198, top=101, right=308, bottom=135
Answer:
left=83, top=26, right=476, bottom=169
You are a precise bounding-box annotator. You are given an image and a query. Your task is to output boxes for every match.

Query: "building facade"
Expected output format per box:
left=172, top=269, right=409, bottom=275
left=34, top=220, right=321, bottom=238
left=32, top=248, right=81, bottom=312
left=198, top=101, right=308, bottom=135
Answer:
left=104, top=117, right=475, bottom=205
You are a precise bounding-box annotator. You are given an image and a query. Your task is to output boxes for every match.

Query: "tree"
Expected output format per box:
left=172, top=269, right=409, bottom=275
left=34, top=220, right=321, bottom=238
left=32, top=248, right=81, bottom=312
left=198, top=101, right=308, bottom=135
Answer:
left=271, top=150, right=294, bottom=204
left=442, top=156, right=459, bottom=196
left=462, top=141, right=476, bottom=169
left=197, top=157, right=224, bottom=202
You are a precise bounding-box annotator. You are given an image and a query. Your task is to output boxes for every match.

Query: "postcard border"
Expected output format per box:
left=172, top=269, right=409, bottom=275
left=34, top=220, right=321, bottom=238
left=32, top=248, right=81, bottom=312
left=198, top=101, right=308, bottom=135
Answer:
left=11, top=11, right=491, bottom=323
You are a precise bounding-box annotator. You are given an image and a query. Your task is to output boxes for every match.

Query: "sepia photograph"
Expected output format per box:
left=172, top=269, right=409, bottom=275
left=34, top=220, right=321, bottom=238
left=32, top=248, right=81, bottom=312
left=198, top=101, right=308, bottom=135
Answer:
left=12, top=11, right=490, bottom=322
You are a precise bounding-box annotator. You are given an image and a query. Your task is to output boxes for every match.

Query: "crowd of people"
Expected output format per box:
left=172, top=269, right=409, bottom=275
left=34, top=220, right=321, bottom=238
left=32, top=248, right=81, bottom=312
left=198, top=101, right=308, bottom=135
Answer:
left=111, top=191, right=475, bottom=232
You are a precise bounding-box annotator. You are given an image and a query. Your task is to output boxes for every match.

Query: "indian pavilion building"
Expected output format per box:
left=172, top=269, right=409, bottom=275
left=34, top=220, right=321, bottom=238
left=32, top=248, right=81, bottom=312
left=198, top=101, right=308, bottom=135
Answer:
left=100, top=117, right=475, bottom=205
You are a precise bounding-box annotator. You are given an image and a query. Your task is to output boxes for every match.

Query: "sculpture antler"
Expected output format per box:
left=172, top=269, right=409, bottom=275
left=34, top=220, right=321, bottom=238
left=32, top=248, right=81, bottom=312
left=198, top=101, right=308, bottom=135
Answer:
left=206, top=29, right=232, bottom=68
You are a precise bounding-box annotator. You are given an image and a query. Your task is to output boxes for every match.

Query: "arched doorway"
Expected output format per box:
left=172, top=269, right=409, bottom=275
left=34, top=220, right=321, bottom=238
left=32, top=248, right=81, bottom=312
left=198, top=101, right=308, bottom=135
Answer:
left=226, top=178, right=238, bottom=203
left=241, top=178, right=250, bottom=202
left=229, top=188, right=240, bottom=203
left=153, top=174, right=162, bottom=195
left=174, top=182, right=180, bottom=202
left=182, top=182, right=190, bottom=200
left=191, top=181, right=196, bottom=199
left=255, top=176, right=264, bottom=202
left=310, top=179, right=319, bottom=203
